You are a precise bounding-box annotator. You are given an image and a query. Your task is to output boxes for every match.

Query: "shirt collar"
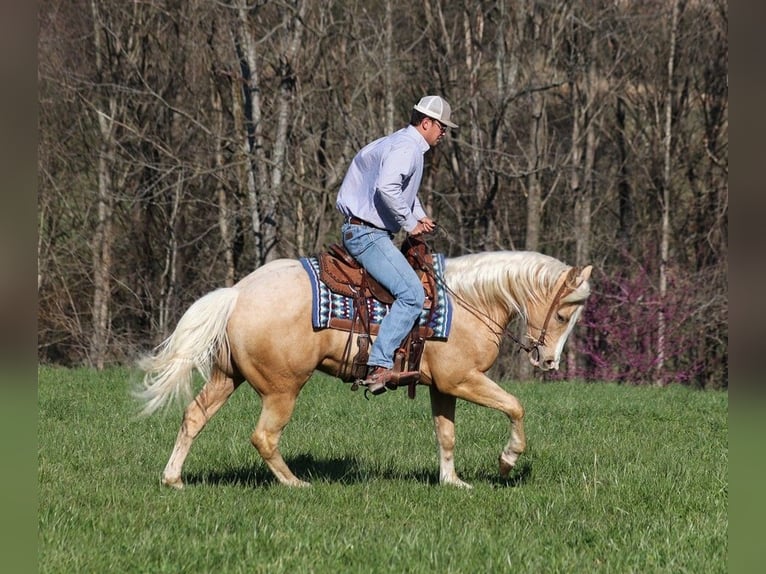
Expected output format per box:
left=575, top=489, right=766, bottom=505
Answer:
left=405, top=124, right=431, bottom=153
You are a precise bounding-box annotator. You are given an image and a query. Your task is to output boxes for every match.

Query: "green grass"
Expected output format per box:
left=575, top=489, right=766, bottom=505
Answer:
left=38, top=366, right=727, bottom=573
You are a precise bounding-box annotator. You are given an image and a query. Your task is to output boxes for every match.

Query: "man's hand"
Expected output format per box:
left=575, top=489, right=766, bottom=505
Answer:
left=411, top=217, right=436, bottom=236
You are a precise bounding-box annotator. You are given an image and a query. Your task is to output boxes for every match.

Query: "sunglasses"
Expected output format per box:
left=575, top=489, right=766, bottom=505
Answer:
left=432, top=119, right=448, bottom=133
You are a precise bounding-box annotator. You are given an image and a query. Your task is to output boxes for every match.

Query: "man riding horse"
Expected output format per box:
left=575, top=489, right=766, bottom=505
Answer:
left=335, top=95, right=458, bottom=395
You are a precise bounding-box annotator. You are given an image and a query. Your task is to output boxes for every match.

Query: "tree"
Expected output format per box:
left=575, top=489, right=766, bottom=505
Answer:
left=37, top=0, right=727, bottom=387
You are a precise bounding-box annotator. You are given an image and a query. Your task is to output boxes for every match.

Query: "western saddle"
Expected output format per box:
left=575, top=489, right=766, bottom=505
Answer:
left=315, top=236, right=438, bottom=398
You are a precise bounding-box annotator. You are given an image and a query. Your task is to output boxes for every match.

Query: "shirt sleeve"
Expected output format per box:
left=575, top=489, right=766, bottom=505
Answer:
left=412, top=196, right=427, bottom=221
left=375, top=144, right=421, bottom=232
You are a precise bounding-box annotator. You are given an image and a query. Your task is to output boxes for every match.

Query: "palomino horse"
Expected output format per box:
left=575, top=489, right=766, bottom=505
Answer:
left=136, top=250, right=592, bottom=488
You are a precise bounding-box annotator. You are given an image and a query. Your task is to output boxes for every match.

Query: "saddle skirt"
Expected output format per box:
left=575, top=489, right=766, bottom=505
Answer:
left=299, top=244, right=453, bottom=340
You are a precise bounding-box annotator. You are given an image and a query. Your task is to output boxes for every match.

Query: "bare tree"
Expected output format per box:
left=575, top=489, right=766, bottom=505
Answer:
left=87, top=0, right=123, bottom=368
left=230, top=0, right=269, bottom=265
left=657, top=0, right=683, bottom=383
left=209, top=63, right=237, bottom=286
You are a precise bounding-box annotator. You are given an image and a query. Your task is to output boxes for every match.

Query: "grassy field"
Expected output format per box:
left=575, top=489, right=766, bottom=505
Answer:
left=38, top=366, right=727, bottom=573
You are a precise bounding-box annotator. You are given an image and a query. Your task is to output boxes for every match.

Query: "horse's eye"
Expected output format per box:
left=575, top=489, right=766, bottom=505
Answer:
left=555, top=313, right=566, bottom=323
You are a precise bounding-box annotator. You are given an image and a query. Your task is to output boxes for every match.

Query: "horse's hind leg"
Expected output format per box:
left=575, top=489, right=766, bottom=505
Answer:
left=162, top=367, right=241, bottom=489
left=251, top=392, right=310, bottom=487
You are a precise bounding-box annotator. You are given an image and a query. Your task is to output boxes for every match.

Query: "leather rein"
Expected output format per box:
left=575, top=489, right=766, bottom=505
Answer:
left=410, top=241, right=579, bottom=359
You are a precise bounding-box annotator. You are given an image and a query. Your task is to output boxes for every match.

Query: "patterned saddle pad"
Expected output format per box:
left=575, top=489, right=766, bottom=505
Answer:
left=299, top=254, right=452, bottom=339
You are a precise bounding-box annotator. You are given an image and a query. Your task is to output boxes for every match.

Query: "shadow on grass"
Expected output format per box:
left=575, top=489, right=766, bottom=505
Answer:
left=484, top=459, right=533, bottom=487
left=185, top=465, right=276, bottom=488
left=184, top=453, right=531, bottom=488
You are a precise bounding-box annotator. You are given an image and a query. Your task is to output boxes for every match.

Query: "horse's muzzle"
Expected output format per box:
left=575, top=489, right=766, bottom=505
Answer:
left=527, top=346, right=560, bottom=371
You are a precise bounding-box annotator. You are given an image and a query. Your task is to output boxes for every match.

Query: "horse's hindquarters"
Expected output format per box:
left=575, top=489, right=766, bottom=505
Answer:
left=228, top=260, right=338, bottom=392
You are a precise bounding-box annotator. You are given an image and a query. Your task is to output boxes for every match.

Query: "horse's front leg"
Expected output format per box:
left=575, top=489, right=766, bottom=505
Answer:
left=429, top=385, right=472, bottom=488
left=438, top=370, right=526, bottom=480
left=498, top=412, right=526, bottom=478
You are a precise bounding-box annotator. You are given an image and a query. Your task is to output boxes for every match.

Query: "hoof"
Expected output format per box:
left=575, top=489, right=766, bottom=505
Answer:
left=279, top=476, right=312, bottom=488
left=282, top=480, right=311, bottom=488
left=162, top=476, right=184, bottom=489
left=499, top=451, right=520, bottom=477
left=440, top=474, right=473, bottom=489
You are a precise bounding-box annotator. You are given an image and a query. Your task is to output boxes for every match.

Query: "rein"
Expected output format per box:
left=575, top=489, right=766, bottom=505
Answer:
left=413, top=234, right=578, bottom=358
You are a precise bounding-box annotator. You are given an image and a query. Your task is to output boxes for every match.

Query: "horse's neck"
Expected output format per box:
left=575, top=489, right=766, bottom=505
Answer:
left=492, top=299, right=523, bottom=328
left=446, top=254, right=545, bottom=327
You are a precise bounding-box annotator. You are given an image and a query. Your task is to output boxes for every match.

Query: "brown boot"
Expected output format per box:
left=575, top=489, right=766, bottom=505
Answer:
left=363, top=366, right=419, bottom=396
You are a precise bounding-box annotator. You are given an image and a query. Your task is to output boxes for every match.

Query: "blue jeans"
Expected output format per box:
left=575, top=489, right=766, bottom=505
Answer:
left=341, top=223, right=425, bottom=369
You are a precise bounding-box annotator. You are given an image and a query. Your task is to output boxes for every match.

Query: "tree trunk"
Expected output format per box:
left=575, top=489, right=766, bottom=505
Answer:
left=384, top=0, right=394, bottom=134
left=657, top=0, right=682, bottom=384
left=158, top=175, right=182, bottom=338
left=577, top=34, right=597, bottom=268
left=492, top=0, right=520, bottom=251
left=463, top=1, right=486, bottom=249
left=211, top=78, right=236, bottom=286
left=90, top=118, right=115, bottom=369
left=517, top=93, right=545, bottom=381
left=88, top=0, right=116, bottom=370
left=524, top=5, right=548, bottom=255
left=568, top=32, right=598, bottom=376
left=616, top=96, right=633, bottom=247
left=525, top=104, right=543, bottom=254
left=268, top=0, right=306, bottom=262
left=233, top=0, right=269, bottom=265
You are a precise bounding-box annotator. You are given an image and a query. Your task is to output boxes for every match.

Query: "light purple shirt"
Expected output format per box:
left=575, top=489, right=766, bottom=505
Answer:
left=336, top=125, right=430, bottom=233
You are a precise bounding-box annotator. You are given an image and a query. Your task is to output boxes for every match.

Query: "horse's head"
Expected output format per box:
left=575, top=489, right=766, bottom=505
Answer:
left=524, top=265, right=592, bottom=371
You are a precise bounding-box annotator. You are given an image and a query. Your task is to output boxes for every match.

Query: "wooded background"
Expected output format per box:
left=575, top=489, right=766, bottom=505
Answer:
left=37, top=0, right=727, bottom=388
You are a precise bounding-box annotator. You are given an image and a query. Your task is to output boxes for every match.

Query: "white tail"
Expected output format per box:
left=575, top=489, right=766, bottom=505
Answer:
left=135, top=288, right=240, bottom=415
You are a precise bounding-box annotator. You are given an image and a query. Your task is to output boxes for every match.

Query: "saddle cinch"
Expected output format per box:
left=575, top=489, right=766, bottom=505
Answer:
left=316, top=237, right=439, bottom=398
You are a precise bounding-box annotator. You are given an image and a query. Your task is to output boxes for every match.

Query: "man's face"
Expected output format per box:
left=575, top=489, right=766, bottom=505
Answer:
left=422, top=117, right=448, bottom=146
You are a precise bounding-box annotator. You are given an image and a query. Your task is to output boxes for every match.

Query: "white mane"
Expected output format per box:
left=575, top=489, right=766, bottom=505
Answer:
left=444, top=251, right=572, bottom=320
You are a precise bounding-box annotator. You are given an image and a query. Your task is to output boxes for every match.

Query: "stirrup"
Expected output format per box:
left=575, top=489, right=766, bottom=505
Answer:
left=362, top=367, right=392, bottom=396
left=360, top=367, right=419, bottom=398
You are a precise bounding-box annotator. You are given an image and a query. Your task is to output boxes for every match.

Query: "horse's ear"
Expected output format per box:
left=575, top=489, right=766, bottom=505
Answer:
left=567, top=265, right=592, bottom=289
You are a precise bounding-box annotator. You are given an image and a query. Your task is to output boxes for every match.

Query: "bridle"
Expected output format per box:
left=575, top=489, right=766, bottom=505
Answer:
left=411, top=236, right=580, bottom=359
left=463, top=265, right=579, bottom=360
left=522, top=266, right=579, bottom=361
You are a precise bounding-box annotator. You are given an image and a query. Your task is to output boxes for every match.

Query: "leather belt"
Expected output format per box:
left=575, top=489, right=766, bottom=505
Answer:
left=346, top=216, right=384, bottom=230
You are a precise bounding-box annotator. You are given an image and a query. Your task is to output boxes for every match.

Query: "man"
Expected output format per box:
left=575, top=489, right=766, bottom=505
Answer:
left=335, top=95, right=458, bottom=395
